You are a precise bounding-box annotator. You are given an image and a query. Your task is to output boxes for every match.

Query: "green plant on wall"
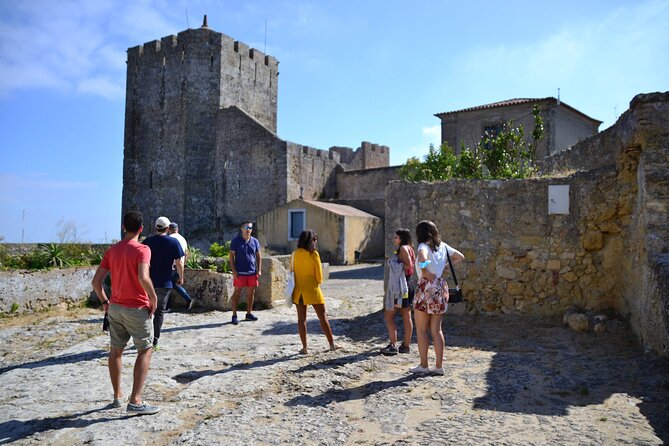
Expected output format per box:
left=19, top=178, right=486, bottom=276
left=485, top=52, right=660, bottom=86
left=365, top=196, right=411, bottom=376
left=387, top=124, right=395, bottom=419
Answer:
left=186, top=247, right=203, bottom=269
left=400, top=107, right=545, bottom=181
left=208, top=241, right=231, bottom=257
left=38, top=243, right=70, bottom=268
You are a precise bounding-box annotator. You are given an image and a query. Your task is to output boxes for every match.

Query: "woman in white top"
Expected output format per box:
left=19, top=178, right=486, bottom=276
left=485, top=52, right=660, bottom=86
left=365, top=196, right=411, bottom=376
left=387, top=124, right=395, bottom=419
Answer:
left=411, top=220, right=464, bottom=375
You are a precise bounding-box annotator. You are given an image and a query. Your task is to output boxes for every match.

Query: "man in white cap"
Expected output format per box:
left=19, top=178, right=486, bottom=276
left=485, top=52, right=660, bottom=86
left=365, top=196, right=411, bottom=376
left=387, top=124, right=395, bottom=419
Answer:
left=142, top=216, right=185, bottom=351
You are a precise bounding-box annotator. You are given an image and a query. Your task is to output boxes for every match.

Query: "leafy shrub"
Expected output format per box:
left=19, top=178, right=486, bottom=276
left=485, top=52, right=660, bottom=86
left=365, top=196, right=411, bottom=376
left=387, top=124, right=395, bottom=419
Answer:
left=186, top=247, right=203, bottom=269
left=39, top=243, right=69, bottom=268
left=400, top=106, right=544, bottom=181
left=209, top=241, right=231, bottom=258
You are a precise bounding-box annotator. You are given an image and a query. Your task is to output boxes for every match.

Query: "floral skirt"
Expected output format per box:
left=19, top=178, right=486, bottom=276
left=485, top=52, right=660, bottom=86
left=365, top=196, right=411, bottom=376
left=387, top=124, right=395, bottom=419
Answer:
left=414, top=277, right=449, bottom=314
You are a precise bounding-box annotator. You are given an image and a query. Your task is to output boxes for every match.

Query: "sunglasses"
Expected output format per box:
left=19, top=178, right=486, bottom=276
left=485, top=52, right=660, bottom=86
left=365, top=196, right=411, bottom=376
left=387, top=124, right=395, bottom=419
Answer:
left=243, top=225, right=253, bottom=230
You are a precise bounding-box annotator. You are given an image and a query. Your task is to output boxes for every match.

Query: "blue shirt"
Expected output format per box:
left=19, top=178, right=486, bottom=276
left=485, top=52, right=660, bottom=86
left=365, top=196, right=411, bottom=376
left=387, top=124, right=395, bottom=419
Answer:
left=143, top=234, right=184, bottom=288
left=230, top=235, right=260, bottom=275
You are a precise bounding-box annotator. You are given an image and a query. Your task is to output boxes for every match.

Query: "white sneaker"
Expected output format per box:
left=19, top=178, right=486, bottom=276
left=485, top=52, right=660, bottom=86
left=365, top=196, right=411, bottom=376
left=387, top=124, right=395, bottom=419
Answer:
left=409, top=365, right=430, bottom=374
left=187, top=299, right=196, bottom=311
left=430, top=367, right=445, bottom=376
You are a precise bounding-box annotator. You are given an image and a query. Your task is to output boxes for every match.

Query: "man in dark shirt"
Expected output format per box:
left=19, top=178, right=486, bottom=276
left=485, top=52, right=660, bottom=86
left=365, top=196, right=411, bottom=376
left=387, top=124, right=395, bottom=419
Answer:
left=143, top=216, right=184, bottom=350
left=229, top=220, right=262, bottom=325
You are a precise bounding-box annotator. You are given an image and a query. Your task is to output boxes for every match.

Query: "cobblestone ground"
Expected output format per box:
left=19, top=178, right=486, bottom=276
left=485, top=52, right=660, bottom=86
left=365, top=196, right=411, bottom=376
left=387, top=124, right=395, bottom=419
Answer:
left=0, top=263, right=668, bottom=445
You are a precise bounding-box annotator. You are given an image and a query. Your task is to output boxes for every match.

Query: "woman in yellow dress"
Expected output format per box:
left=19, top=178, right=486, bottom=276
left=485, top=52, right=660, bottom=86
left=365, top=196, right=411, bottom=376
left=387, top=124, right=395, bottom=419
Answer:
left=292, top=229, right=338, bottom=354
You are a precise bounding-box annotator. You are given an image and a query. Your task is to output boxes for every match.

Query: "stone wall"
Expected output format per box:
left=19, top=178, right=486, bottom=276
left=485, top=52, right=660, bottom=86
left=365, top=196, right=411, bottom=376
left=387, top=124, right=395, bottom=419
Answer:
left=0, top=267, right=96, bottom=313
left=287, top=143, right=340, bottom=202
left=386, top=170, right=629, bottom=316
left=387, top=92, right=669, bottom=356
left=0, top=257, right=286, bottom=315
left=335, top=166, right=400, bottom=217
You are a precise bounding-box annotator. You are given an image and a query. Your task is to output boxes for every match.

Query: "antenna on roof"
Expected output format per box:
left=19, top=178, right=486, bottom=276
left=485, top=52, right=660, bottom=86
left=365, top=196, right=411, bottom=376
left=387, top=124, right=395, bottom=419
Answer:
left=557, top=88, right=561, bottom=105
left=186, top=8, right=190, bottom=28
left=264, top=18, right=267, bottom=54
left=202, top=14, right=209, bottom=28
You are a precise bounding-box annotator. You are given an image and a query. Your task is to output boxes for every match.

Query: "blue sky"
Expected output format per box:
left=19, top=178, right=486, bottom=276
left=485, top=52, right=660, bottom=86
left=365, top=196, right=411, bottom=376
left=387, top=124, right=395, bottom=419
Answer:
left=1, top=0, right=668, bottom=243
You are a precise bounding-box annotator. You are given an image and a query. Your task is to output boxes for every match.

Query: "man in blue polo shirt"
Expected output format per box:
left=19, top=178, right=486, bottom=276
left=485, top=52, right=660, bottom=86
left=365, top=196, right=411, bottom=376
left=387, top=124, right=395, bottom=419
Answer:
left=229, top=220, right=262, bottom=325
left=143, top=216, right=185, bottom=350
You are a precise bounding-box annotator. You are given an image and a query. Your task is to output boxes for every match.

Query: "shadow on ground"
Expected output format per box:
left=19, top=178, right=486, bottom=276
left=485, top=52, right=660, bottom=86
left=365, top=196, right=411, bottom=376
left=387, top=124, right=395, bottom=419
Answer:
left=329, top=264, right=384, bottom=280
left=0, top=406, right=132, bottom=444
left=0, top=350, right=108, bottom=376
left=285, top=373, right=422, bottom=407
left=444, top=314, right=669, bottom=443
left=172, top=353, right=301, bottom=384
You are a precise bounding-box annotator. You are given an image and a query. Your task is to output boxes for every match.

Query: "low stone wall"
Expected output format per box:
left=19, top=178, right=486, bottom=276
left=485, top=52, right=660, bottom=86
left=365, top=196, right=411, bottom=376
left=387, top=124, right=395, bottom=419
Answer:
left=0, top=255, right=289, bottom=314
left=0, top=267, right=97, bottom=313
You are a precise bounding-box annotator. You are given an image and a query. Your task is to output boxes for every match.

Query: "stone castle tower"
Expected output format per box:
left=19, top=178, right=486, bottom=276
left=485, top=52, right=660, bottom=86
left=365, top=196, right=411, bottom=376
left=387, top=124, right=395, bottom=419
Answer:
left=122, top=17, right=389, bottom=245
left=122, top=16, right=278, bottom=237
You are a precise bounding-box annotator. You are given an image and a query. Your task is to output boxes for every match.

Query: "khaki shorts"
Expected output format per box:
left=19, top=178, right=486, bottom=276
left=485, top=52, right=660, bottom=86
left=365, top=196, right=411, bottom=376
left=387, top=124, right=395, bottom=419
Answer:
left=108, top=303, right=153, bottom=350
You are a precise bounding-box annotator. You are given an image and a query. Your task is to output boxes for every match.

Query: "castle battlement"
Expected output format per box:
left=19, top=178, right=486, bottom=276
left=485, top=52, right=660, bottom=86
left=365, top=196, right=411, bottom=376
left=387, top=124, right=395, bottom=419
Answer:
left=127, top=28, right=279, bottom=71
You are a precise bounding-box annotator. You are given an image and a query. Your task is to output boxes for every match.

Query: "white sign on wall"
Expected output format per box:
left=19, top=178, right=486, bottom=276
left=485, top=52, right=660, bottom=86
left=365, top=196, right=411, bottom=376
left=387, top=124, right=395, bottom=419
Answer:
left=548, top=185, right=570, bottom=215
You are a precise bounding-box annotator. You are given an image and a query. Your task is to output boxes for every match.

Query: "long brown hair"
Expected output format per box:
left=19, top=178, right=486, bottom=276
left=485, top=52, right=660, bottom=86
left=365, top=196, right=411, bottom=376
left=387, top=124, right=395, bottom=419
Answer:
left=395, top=228, right=412, bottom=247
left=415, top=220, right=442, bottom=252
left=297, top=229, right=318, bottom=252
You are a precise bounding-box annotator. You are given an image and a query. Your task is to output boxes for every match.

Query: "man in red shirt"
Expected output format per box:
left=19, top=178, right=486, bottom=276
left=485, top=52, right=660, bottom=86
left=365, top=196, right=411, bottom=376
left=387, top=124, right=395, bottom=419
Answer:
left=92, top=211, right=161, bottom=415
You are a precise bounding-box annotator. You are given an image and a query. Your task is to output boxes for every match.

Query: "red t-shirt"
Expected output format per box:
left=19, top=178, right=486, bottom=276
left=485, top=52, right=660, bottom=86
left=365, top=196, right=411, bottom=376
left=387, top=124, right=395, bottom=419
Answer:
left=100, top=239, right=152, bottom=309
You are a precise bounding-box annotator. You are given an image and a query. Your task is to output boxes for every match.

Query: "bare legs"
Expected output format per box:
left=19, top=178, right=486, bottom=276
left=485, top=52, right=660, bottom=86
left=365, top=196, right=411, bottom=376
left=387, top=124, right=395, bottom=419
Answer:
left=414, top=310, right=444, bottom=368
left=430, top=313, right=445, bottom=369
left=108, top=346, right=153, bottom=405
left=383, top=309, right=398, bottom=345
left=295, top=300, right=337, bottom=352
left=400, top=308, right=413, bottom=348
left=109, top=347, right=124, bottom=399
left=296, top=302, right=308, bottom=352
left=313, top=304, right=336, bottom=349
left=384, top=307, right=413, bottom=348
left=231, top=286, right=256, bottom=317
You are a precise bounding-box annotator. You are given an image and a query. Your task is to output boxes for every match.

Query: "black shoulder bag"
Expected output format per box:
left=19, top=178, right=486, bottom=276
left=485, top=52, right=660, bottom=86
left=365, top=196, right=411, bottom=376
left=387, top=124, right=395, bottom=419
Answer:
left=446, top=250, right=464, bottom=304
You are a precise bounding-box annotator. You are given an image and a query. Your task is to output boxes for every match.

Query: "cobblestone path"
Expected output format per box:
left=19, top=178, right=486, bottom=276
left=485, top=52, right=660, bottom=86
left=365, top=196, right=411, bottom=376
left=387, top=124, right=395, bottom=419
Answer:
left=0, top=263, right=668, bottom=445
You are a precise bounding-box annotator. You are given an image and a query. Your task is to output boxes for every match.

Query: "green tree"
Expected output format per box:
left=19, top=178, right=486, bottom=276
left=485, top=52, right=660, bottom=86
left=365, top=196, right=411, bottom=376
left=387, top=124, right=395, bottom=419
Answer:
left=400, top=107, right=545, bottom=181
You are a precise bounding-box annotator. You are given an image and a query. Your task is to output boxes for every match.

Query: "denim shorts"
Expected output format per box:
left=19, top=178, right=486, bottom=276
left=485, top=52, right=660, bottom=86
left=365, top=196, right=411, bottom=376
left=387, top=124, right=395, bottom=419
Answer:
left=108, top=303, right=153, bottom=350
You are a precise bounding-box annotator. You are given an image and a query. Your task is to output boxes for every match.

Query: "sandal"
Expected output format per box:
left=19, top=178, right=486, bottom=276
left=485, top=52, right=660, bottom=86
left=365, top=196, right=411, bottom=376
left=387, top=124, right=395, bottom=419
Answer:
left=329, top=344, right=341, bottom=351
left=298, top=348, right=308, bottom=355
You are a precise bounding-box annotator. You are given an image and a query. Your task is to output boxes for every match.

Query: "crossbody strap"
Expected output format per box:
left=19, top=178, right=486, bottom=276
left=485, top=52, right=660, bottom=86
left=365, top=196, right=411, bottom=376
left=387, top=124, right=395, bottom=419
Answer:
left=446, top=249, right=459, bottom=287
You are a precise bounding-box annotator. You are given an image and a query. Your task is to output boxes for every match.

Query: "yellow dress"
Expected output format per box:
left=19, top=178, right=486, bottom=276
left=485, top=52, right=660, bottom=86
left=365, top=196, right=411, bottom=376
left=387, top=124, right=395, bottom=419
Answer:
left=291, top=248, right=325, bottom=305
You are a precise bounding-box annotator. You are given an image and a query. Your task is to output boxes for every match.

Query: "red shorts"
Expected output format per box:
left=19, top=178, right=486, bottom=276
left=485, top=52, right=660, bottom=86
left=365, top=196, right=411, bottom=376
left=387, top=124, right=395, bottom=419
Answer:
left=234, top=274, right=259, bottom=288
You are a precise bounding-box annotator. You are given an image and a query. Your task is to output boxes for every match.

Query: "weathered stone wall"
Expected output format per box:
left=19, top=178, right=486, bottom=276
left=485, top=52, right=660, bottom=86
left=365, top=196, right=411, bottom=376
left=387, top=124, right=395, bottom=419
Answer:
left=335, top=166, right=401, bottom=217
left=388, top=92, right=669, bottom=356
left=287, top=143, right=340, bottom=202
left=214, top=107, right=288, bottom=238
left=386, top=170, right=630, bottom=316
left=0, top=258, right=286, bottom=314
left=0, top=267, right=96, bottom=313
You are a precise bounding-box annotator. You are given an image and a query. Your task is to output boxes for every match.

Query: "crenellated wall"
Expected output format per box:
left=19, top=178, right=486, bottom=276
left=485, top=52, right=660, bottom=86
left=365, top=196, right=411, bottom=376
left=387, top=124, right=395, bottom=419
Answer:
left=286, top=143, right=341, bottom=202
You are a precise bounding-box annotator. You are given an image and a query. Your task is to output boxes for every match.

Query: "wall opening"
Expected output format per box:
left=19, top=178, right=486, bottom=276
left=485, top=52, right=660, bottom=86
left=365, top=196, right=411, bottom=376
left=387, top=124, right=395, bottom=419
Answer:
left=288, top=209, right=306, bottom=240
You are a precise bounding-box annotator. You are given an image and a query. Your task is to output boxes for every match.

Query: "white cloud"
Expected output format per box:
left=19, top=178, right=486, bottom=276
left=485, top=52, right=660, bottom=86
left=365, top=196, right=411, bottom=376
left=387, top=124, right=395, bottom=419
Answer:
left=0, top=0, right=178, bottom=100
left=77, top=77, right=124, bottom=100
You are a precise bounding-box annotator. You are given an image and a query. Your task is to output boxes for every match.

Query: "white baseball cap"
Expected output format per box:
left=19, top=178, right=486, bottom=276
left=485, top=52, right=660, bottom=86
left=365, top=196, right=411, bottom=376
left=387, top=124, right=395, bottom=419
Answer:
left=155, top=216, right=171, bottom=229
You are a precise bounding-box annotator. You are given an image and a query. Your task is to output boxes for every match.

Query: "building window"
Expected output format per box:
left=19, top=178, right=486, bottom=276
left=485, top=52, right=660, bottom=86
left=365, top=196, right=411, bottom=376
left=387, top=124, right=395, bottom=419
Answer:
left=288, top=209, right=306, bottom=240
left=482, top=122, right=503, bottom=150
